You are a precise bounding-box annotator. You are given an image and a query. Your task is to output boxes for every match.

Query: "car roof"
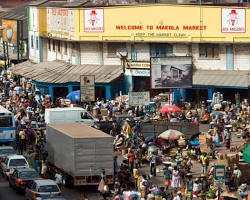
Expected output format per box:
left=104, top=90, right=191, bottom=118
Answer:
left=0, top=146, right=14, bottom=150
left=33, top=179, right=58, bottom=186
left=6, top=155, right=26, bottom=159
left=14, top=167, right=36, bottom=172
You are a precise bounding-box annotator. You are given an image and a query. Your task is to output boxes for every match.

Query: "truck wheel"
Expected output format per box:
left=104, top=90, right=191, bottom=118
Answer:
left=64, top=175, right=74, bottom=188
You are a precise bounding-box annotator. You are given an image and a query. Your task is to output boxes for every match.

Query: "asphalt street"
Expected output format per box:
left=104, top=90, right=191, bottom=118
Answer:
left=0, top=123, right=246, bottom=200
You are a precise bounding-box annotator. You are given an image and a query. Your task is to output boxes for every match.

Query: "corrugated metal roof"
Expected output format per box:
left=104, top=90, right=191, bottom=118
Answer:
left=193, top=70, right=249, bottom=88
left=10, top=60, right=123, bottom=83
left=29, top=0, right=49, bottom=6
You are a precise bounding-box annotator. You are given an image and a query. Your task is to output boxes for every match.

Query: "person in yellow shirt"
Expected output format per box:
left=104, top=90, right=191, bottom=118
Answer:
left=200, top=152, right=209, bottom=175
left=133, top=167, right=139, bottom=190
left=19, top=129, right=26, bottom=154
left=122, top=119, right=132, bottom=138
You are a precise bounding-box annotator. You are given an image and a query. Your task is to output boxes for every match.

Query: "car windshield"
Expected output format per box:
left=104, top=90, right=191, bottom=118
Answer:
left=38, top=185, right=59, bottom=193
left=20, top=171, right=39, bottom=179
left=0, top=148, right=15, bottom=155
left=9, top=159, right=27, bottom=166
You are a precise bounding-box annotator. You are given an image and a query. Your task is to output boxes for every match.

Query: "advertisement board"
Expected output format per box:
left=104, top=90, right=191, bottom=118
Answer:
left=129, top=91, right=150, bottom=106
left=84, top=9, right=104, bottom=32
left=80, top=75, right=95, bottom=102
left=214, top=165, right=226, bottom=180
left=221, top=8, right=246, bottom=33
left=2, top=19, right=18, bottom=44
left=151, top=56, right=192, bottom=89
left=47, top=8, right=75, bottom=37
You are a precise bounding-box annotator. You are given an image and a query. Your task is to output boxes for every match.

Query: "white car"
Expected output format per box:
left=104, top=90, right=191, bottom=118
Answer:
left=25, top=179, right=63, bottom=200
left=1, top=154, right=29, bottom=178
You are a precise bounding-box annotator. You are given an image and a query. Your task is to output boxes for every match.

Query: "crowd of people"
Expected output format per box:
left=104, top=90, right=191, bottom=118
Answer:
left=0, top=71, right=250, bottom=200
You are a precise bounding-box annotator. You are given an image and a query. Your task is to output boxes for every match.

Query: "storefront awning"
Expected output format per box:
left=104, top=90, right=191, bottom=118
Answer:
left=10, top=60, right=123, bottom=83
left=193, top=70, right=250, bottom=88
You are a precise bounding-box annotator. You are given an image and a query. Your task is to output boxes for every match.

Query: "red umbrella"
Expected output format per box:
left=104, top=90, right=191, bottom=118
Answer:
left=159, top=104, right=182, bottom=113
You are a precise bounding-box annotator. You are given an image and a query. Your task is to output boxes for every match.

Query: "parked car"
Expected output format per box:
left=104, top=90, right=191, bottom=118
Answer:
left=0, top=154, right=29, bottom=178
left=9, top=168, right=40, bottom=193
left=25, top=179, right=63, bottom=200
left=0, top=146, right=16, bottom=162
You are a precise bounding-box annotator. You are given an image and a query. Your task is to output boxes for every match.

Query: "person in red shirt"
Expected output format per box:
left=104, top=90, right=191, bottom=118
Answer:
left=127, top=149, right=135, bottom=172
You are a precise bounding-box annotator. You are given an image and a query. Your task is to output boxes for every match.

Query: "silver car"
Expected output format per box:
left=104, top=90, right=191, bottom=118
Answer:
left=25, top=179, right=63, bottom=200
left=0, top=146, right=15, bottom=162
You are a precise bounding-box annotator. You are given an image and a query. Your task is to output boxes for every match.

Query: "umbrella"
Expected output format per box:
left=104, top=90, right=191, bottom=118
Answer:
left=66, top=90, right=80, bottom=101
left=159, top=104, right=182, bottom=113
left=148, top=145, right=158, bottom=152
left=158, top=129, right=184, bottom=140
left=243, top=142, right=250, bottom=163
left=211, top=111, right=224, bottom=117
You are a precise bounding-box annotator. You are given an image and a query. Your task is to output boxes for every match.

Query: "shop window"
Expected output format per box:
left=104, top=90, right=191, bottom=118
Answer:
left=35, top=36, right=39, bottom=49
left=64, top=42, right=68, bottom=55
left=30, top=35, right=34, bottom=49
left=150, top=43, right=173, bottom=57
left=48, top=39, right=51, bottom=51
left=199, top=44, right=219, bottom=58
left=107, top=43, right=126, bottom=58
left=71, top=42, right=80, bottom=56
left=58, top=40, right=61, bottom=52
left=52, top=40, right=55, bottom=51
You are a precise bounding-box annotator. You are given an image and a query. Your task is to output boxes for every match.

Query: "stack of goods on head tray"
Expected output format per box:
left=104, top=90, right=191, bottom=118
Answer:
left=238, top=162, right=250, bottom=184
left=178, top=137, right=186, bottom=147
left=169, top=147, right=178, bottom=156
left=199, top=133, right=211, bottom=153
left=101, top=108, right=108, bottom=116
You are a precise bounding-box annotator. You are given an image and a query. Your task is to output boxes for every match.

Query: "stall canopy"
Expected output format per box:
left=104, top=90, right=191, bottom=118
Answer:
left=193, top=70, right=249, bottom=88
left=9, top=60, right=123, bottom=83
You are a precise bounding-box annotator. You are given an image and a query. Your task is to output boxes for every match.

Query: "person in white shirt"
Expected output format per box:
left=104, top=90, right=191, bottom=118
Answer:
left=55, top=171, right=63, bottom=189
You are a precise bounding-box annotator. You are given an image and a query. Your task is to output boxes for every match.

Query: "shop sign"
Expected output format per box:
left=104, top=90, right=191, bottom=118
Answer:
left=80, top=75, right=95, bottom=102
left=129, top=91, right=150, bottom=106
left=221, top=8, right=246, bottom=33
left=84, top=9, right=104, bottom=32
left=2, top=19, right=18, bottom=44
left=150, top=56, right=192, bottom=89
left=126, top=61, right=150, bottom=69
left=125, top=69, right=150, bottom=77
left=214, top=165, right=226, bottom=180
left=47, top=8, right=75, bottom=35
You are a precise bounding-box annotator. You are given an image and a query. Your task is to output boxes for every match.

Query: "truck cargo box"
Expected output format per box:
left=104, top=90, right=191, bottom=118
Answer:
left=46, top=123, right=114, bottom=181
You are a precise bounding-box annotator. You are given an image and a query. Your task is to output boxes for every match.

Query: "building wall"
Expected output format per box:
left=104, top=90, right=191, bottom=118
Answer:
left=28, top=31, right=40, bottom=63
left=192, top=43, right=227, bottom=70
left=133, top=43, right=150, bottom=61
left=234, top=44, right=250, bottom=71
left=173, top=43, right=189, bottom=56
left=80, top=42, right=100, bottom=65
left=102, top=43, right=121, bottom=66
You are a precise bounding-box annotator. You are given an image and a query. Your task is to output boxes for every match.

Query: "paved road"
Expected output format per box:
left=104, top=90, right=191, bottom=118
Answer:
left=0, top=174, right=24, bottom=200
left=0, top=123, right=245, bottom=200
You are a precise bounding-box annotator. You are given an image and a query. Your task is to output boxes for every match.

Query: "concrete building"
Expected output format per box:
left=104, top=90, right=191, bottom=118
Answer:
left=10, top=1, right=250, bottom=105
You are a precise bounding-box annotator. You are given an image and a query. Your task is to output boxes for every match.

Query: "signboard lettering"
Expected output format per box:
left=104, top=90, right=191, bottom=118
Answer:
left=221, top=8, right=246, bottom=33
left=129, top=91, right=150, bottom=106
left=80, top=75, right=95, bottom=102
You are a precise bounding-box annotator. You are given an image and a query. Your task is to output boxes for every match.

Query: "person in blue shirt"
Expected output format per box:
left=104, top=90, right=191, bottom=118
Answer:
left=163, top=165, right=171, bottom=190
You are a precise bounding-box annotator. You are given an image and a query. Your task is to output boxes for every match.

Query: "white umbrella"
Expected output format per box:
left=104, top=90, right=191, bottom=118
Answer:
left=158, top=129, right=184, bottom=140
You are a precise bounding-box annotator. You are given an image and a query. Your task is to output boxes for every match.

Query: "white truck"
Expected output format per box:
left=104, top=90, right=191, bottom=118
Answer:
left=44, top=107, right=97, bottom=126
left=46, top=123, right=114, bottom=186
